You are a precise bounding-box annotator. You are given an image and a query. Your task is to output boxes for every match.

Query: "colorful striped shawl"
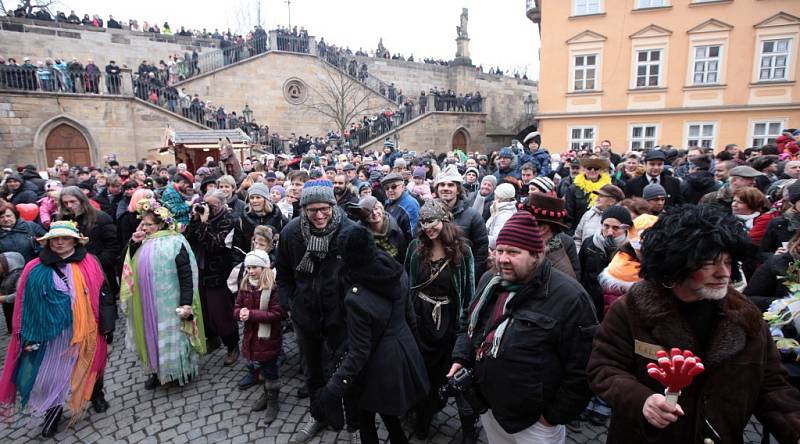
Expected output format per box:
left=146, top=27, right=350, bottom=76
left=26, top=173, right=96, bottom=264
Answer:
left=0, top=254, right=107, bottom=419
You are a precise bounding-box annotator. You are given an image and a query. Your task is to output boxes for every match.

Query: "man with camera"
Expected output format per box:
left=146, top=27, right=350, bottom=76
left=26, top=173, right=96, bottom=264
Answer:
left=449, top=211, right=597, bottom=443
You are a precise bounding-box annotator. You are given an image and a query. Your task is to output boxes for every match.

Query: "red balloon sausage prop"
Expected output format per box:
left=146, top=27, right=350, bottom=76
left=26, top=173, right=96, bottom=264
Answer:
left=646, top=348, right=705, bottom=405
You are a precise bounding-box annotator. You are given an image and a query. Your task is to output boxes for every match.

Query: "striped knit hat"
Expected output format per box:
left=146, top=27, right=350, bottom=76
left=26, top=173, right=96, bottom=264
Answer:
left=300, top=179, right=336, bottom=207
left=495, top=211, right=544, bottom=254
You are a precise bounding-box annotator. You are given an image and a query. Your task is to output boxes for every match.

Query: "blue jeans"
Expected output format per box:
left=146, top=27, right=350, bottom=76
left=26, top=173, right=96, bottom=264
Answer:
left=250, top=341, right=281, bottom=381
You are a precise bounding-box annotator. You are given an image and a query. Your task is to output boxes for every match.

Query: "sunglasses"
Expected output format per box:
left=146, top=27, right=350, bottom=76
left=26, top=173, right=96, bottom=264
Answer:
left=585, top=167, right=600, bottom=171
left=384, top=183, right=402, bottom=191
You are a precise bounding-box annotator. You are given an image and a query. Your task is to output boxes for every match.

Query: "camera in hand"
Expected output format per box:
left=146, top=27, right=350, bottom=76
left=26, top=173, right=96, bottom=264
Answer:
left=439, top=367, right=488, bottom=414
left=194, top=203, right=205, bottom=215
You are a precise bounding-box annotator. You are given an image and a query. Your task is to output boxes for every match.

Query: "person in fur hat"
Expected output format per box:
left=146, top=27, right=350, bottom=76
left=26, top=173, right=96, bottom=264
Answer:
left=588, top=205, right=800, bottom=443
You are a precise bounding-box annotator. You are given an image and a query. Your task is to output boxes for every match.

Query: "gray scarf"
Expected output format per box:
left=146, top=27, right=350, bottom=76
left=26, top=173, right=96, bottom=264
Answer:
left=296, top=206, right=343, bottom=273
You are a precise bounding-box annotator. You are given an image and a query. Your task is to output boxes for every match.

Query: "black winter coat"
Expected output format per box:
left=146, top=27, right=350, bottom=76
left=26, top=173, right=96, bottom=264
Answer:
left=231, top=207, right=286, bottom=263
left=452, top=260, right=598, bottom=433
left=0, top=219, right=45, bottom=262
left=185, top=208, right=235, bottom=287
left=328, top=252, right=429, bottom=416
left=8, top=179, right=39, bottom=205
left=276, top=213, right=354, bottom=334
left=95, top=189, right=123, bottom=222
left=744, top=253, right=794, bottom=311
left=681, top=171, right=719, bottom=205
left=761, top=215, right=794, bottom=254
left=579, top=236, right=613, bottom=321
left=624, top=174, right=683, bottom=208
left=20, top=170, right=45, bottom=194
left=450, top=199, right=489, bottom=281
left=564, top=183, right=590, bottom=234
left=57, top=210, right=120, bottom=274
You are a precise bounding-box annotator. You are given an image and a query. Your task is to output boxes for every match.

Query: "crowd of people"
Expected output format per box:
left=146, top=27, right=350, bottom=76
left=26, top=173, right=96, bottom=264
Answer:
left=2, top=128, right=800, bottom=443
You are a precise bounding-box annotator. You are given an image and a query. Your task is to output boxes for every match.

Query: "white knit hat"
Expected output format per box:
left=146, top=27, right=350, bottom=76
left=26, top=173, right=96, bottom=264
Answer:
left=434, top=164, right=463, bottom=186
left=244, top=250, right=270, bottom=268
left=495, top=183, right=517, bottom=200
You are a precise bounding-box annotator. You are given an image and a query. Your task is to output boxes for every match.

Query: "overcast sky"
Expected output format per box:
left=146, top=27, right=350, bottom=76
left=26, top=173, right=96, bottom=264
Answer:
left=51, top=0, right=541, bottom=78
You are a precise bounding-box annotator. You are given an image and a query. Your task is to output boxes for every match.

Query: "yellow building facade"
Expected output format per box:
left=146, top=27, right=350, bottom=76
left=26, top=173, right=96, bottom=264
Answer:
left=528, top=0, right=800, bottom=153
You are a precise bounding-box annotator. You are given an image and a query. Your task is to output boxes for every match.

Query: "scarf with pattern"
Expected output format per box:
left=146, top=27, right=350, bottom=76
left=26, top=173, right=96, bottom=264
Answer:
left=297, top=206, right=343, bottom=273
left=372, top=216, right=399, bottom=259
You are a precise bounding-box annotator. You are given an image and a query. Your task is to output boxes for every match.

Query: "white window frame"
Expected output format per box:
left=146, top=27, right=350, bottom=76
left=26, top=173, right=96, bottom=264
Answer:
left=758, top=38, right=791, bottom=81
left=637, top=0, right=666, bottom=8
left=684, top=122, right=717, bottom=149
left=750, top=119, right=786, bottom=147
left=573, top=0, right=601, bottom=16
left=573, top=54, right=598, bottom=91
left=692, top=44, right=721, bottom=85
left=635, top=49, right=663, bottom=88
left=568, top=126, right=597, bottom=151
left=629, top=123, right=659, bottom=150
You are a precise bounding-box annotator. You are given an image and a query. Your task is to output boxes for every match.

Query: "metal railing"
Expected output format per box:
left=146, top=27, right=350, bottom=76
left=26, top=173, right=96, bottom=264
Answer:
left=275, top=33, right=309, bottom=53
left=175, top=35, right=269, bottom=79
left=0, top=64, right=130, bottom=95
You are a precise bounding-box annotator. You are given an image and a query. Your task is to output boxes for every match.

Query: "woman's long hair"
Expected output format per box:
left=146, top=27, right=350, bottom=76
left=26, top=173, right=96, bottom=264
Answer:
left=57, top=186, right=97, bottom=231
left=415, top=220, right=466, bottom=266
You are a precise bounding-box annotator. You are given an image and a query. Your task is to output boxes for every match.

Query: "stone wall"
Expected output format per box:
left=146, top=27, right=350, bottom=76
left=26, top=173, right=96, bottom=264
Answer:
left=179, top=51, right=398, bottom=138
left=0, top=91, right=205, bottom=168
left=360, top=112, right=490, bottom=154
left=356, top=56, right=538, bottom=136
left=0, top=17, right=218, bottom=71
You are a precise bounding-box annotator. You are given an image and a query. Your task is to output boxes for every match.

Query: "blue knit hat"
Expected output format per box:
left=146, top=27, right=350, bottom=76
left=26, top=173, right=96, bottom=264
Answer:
left=383, top=138, right=395, bottom=149
left=498, top=147, right=514, bottom=158
left=300, top=179, right=336, bottom=207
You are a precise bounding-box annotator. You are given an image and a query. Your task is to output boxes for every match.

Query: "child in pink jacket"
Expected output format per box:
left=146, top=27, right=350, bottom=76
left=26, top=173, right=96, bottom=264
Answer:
left=38, top=180, right=62, bottom=229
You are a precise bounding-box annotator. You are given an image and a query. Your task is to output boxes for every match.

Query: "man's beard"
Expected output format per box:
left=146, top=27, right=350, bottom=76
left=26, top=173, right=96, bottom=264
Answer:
left=698, top=285, right=728, bottom=301
left=334, top=188, right=344, bottom=196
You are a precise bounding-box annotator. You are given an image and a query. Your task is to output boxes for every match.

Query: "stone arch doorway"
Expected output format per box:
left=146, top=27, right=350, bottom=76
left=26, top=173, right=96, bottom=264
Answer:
left=34, top=116, right=98, bottom=169
left=45, top=124, right=91, bottom=166
left=452, top=128, right=470, bottom=152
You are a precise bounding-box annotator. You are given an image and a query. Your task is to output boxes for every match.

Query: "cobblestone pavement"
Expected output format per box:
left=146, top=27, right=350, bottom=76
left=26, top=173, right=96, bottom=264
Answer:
left=0, top=316, right=766, bottom=443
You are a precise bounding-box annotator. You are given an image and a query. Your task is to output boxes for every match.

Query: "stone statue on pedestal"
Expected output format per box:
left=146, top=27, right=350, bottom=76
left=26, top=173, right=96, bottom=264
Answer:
left=453, top=8, right=472, bottom=66
left=456, top=8, right=469, bottom=38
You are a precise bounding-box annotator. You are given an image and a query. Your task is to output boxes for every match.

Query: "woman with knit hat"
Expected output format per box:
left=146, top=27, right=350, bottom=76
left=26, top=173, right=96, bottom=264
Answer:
left=0, top=220, right=114, bottom=438
left=404, top=199, right=476, bottom=441
left=121, top=198, right=206, bottom=390
left=232, top=182, right=286, bottom=264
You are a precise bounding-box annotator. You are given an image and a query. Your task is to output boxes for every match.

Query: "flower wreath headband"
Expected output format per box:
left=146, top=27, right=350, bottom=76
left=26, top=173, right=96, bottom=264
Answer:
left=135, top=197, right=181, bottom=232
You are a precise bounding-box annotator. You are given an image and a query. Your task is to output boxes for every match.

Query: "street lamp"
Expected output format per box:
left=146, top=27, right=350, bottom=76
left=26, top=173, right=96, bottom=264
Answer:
left=524, top=94, right=535, bottom=118
left=242, top=104, right=253, bottom=123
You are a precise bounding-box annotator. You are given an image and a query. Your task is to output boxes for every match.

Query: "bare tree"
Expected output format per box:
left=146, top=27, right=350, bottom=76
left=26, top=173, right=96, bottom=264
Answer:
left=304, top=63, right=381, bottom=136
left=229, top=0, right=263, bottom=36
left=5, top=0, right=56, bottom=16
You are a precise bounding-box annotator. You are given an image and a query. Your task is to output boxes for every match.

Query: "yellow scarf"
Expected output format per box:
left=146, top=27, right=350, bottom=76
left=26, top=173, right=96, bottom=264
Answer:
left=573, top=173, right=612, bottom=208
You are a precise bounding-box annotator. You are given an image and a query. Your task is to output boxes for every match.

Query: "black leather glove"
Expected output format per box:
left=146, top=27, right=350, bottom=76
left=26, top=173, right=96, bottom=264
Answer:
left=311, top=386, right=344, bottom=430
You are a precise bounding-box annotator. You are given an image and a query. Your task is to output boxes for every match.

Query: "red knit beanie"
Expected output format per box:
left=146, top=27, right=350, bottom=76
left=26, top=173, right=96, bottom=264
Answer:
left=495, top=211, right=544, bottom=254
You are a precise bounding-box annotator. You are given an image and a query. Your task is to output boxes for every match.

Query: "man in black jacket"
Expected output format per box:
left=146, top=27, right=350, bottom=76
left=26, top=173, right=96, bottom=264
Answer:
left=449, top=211, right=597, bottom=441
left=624, top=150, right=682, bottom=208
left=434, top=165, right=489, bottom=281
left=275, top=180, right=357, bottom=443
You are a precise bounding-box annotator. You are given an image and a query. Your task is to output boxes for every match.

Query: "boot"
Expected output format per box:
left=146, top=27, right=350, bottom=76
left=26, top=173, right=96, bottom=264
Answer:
left=224, top=347, right=239, bottom=367
left=144, top=374, right=160, bottom=390
left=41, top=406, right=63, bottom=438
left=238, top=365, right=262, bottom=390
left=459, top=414, right=478, bottom=444
left=261, top=380, right=280, bottom=425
